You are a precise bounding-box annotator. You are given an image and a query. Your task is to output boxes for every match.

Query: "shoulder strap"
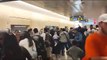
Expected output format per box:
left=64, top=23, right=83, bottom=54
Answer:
left=63, top=32, right=69, bottom=41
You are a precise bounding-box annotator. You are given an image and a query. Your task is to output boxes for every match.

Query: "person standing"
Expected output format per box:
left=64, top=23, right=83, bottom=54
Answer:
left=33, top=28, right=47, bottom=60
left=59, top=28, right=69, bottom=56
left=83, top=14, right=107, bottom=60
left=19, top=31, right=37, bottom=60
left=67, top=40, right=84, bottom=60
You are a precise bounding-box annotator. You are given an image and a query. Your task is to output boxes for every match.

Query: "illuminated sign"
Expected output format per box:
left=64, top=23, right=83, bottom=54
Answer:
left=70, top=15, right=86, bottom=22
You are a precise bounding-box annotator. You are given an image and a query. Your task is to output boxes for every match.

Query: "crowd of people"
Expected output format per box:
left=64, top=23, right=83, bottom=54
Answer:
left=2, top=13, right=107, bottom=60
left=0, top=23, right=99, bottom=60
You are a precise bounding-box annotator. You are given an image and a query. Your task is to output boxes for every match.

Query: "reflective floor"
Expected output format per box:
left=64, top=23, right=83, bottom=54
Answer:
left=52, top=49, right=73, bottom=60
left=52, top=54, right=72, bottom=60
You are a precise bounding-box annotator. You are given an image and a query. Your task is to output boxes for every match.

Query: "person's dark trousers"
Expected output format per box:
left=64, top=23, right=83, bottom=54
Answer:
left=77, top=41, right=83, bottom=50
left=67, top=41, right=72, bottom=49
left=60, top=42, right=68, bottom=55
left=41, top=52, right=48, bottom=60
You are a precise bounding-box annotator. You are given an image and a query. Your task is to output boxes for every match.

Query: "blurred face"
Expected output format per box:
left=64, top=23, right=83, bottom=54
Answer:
left=99, top=22, right=107, bottom=35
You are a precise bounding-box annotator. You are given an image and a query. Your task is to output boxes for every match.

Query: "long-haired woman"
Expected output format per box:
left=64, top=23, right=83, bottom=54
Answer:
left=19, top=31, right=37, bottom=60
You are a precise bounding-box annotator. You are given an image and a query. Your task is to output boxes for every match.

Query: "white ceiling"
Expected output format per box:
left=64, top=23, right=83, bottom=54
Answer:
left=0, top=1, right=69, bottom=19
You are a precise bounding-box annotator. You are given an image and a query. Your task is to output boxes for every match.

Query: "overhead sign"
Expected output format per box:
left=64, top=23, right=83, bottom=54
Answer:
left=70, top=15, right=87, bottom=22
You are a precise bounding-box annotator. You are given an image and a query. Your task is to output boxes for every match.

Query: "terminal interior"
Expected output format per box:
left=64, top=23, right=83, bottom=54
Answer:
left=0, top=0, right=107, bottom=60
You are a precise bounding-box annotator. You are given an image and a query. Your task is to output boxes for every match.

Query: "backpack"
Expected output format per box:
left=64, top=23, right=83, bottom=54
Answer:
left=45, top=33, right=54, bottom=47
left=59, top=32, right=68, bottom=43
left=33, top=35, right=46, bottom=56
left=74, top=32, right=83, bottom=42
left=33, top=35, right=48, bottom=60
